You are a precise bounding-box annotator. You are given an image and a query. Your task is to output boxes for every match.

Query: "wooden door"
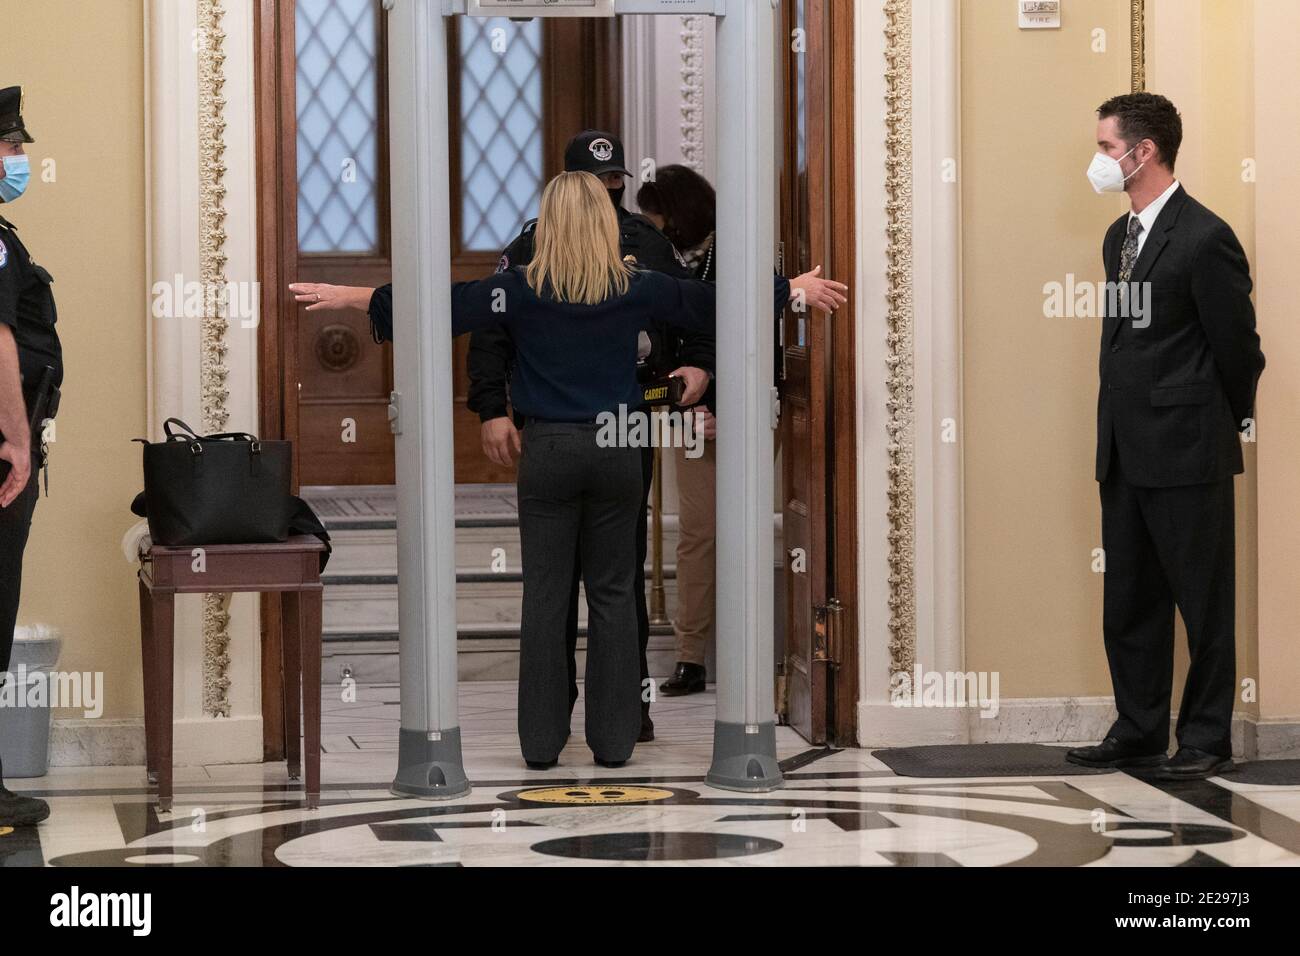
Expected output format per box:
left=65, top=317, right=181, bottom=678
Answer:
left=267, top=0, right=621, bottom=488
left=777, top=0, right=858, bottom=745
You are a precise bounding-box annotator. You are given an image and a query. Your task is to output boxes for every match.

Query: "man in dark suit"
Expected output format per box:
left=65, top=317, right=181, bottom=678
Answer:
left=1066, top=93, right=1265, bottom=780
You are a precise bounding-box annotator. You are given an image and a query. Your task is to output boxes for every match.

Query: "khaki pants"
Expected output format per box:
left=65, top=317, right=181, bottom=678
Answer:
left=673, top=437, right=716, bottom=666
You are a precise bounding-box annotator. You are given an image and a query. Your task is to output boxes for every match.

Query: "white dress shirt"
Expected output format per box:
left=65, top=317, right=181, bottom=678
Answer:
left=1129, top=179, right=1180, bottom=256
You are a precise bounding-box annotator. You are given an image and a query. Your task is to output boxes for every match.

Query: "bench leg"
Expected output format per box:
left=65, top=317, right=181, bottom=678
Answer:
left=152, top=589, right=176, bottom=813
left=137, top=576, right=158, bottom=785
left=301, top=587, right=323, bottom=810
left=281, top=591, right=302, bottom=782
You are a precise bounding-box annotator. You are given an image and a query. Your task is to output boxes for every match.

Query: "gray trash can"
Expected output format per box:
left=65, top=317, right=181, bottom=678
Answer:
left=0, top=625, right=63, bottom=778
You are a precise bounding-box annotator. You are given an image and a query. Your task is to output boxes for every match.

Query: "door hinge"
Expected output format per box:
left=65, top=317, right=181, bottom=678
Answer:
left=812, top=598, right=845, bottom=668
left=388, top=391, right=401, bottom=435
left=770, top=386, right=781, bottom=429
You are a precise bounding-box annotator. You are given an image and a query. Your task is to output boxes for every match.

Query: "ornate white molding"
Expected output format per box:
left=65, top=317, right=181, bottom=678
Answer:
left=197, top=0, right=232, bottom=718
left=883, top=0, right=916, bottom=677
left=1130, top=0, right=1145, bottom=92
left=679, top=16, right=705, bottom=172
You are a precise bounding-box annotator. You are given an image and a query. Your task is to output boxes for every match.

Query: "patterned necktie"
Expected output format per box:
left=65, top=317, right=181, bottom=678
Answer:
left=1118, top=215, right=1144, bottom=283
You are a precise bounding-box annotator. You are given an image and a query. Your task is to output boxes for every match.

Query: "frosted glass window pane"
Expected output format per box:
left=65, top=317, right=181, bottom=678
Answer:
left=459, top=18, right=543, bottom=252
left=297, top=0, right=379, bottom=254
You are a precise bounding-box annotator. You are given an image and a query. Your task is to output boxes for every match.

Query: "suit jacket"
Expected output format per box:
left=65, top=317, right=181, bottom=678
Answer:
left=1096, top=185, right=1264, bottom=487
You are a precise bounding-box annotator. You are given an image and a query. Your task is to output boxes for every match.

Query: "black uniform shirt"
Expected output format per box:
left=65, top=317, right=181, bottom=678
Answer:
left=0, top=214, right=62, bottom=391
left=466, top=208, right=715, bottom=425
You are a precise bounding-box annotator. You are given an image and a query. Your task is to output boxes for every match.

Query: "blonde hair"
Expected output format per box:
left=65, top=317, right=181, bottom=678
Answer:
left=525, top=171, right=632, bottom=305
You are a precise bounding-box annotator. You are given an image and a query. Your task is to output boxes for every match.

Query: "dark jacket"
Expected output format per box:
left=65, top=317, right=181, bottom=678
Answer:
left=0, top=214, right=62, bottom=393
left=451, top=267, right=716, bottom=421
left=685, top=234, right=792, bottom=412
left=1096, top=185, right=1265, bottom=487
left=466, top=208, right=715, bottom=425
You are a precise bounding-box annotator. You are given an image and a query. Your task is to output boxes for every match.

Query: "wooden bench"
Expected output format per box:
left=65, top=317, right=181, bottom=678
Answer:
left=137, top=535, right=326, bottom=811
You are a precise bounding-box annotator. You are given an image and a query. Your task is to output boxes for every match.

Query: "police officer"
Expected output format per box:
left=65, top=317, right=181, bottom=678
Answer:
left=469, top=131, right=714, bottom=744
left=0, top=86, right=56, bottom=827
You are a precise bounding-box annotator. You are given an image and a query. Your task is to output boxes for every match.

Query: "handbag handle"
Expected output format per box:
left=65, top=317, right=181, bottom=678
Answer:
left=162, top=418, right=260, bottom=445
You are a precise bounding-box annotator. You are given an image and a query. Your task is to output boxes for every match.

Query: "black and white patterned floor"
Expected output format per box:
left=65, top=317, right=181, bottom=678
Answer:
left=4, top=683, right=1298, bottom=867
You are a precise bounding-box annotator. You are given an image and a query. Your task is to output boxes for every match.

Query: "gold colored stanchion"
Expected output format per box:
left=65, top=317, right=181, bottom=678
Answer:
left=649, top=443, right=670, bottom=625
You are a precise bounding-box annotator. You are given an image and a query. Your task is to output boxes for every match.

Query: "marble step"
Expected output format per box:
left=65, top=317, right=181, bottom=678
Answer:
left=323, top=521, right=689, bottom=577
left=322, top=626, right=683, bottom=685
left=322, top=576, right=680, bottom=633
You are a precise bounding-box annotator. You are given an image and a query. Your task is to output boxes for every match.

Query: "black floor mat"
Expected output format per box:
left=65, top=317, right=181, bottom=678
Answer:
left=873, top=743, right=1117, bottom=777
left=1222, top=759, right=1300, bottom=786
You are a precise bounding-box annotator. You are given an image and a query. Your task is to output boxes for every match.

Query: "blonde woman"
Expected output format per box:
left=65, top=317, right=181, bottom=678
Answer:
left=450, top=171, right=715, bottom=769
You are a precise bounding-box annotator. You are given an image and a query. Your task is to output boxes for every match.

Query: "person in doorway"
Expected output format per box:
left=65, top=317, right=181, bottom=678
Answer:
left=635, top=164, right=848, bottom=697
left=1066, top=93, right=1264, bottom=780
left=446, top=171, right=718, bottom=768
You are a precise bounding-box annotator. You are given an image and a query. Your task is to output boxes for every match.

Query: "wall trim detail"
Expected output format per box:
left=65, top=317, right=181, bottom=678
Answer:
left=197, top=0, right=233, bottom=718
left=1130, top=0, right=1146, bottom=92
left=678, top=16, right=705, bottom=172
left=883, top=0, right=916, bottom=678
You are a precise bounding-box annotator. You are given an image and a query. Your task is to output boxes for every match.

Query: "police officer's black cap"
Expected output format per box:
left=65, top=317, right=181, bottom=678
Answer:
left=0, top=86, right=34, bottom=144
left=564, top=130, right=630, bottom=178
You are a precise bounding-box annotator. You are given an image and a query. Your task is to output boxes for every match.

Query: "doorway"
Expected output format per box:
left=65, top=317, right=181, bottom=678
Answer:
left=253, top=0, right=857, bottom=760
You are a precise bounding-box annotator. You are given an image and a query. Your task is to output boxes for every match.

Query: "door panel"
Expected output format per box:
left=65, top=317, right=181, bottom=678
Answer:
left=779, top=0, right=831, bottom=744
left=288, top=5, right=620, bottom=486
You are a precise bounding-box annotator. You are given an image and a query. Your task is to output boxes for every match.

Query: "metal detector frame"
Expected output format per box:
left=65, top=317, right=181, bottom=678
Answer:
left=385, top=0, right=782, bottom=799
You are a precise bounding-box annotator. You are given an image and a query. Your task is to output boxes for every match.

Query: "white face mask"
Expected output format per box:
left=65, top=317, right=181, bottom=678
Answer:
left=1086, top=145, right=1142, bottom=194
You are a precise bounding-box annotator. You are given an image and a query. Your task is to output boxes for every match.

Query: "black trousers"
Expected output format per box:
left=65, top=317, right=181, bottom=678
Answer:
left=517, top=423, right=643, bottom=763
left=562, top=444, right=653, bottom=719
left=1100, top=441, right=1236, bottom=757
left=0, top=450, right=41, bottom=678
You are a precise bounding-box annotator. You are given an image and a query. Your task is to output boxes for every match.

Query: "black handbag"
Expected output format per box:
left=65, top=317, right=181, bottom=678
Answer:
left=137, top=418, right=292, bottom=546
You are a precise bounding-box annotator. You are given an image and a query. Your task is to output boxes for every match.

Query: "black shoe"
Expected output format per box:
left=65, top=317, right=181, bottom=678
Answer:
left=639, top=706, right=655, bottom=743
left=525, top=757, right=558, bottom=770
left=659, top=662, right=706, bottom=697
left=1065, top=736, right=1166, bottom=768
left=0, top=786, right=50, bottom=827
left=1154, top=746, right=1234, bottom=780
left=593, top=756, right=626, bottom=769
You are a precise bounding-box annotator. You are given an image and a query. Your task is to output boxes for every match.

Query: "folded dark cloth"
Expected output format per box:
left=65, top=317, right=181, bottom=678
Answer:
left=130, top=492, right=332, bottom=572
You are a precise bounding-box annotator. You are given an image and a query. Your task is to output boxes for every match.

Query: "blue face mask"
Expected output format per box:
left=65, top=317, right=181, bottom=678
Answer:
left=0, top=154, right=31, bottom=203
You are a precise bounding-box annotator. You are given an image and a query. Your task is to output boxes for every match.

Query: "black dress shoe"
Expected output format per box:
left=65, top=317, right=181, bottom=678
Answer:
left=659, top=662, right=706, bottom=697
left=1154, top=746, right=1234, bottom=780
left=593, top=756, right=626, bottom=769
left=525, top=757, right=558, bottom=771
left=639, top=706, right=655, bottom=743
left=0, top=786, right=50, bottom=827
left=1065, top=736, right=1166, bottom=768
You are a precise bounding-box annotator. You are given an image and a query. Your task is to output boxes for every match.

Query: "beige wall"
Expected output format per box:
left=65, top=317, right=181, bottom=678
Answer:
left=1253, top=1, right=1300, bottom=725
left=961, top=0, right=1294, bottom=737
left=0, top=1, right=147, bottom=720
left=960, top=0, right=1132, bottom=698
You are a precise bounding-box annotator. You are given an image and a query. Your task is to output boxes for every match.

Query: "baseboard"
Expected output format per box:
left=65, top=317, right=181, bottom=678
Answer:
left=858, top=696, right=1300, bottom=760
left=50, top=715, right=264, bottom=768
left=50, top=718, right=145, bottom=768
left=1238, top=715, right=1300, bottom=760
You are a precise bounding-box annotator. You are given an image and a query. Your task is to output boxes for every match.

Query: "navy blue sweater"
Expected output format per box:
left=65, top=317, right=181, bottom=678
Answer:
left=450, top=268, right=715, bottom=422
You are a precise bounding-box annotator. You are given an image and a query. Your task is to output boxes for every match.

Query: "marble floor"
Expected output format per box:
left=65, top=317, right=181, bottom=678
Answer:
left=4, top=682, right=1299, bottom=867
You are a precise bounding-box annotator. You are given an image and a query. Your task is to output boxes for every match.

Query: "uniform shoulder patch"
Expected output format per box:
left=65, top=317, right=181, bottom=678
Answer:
left=496, top=253, right=509, bottom=274
left=0, top=237, right=7, bottom=269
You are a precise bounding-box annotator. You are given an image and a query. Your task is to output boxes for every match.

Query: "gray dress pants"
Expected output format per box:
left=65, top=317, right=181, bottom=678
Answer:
left=516, top=422, right=643, bottom=763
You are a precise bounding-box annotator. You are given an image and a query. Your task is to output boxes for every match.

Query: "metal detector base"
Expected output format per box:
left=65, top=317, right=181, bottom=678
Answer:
left=704, top=720, right=783, bottom=792
left=391, top=727, right=472, bottom=800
